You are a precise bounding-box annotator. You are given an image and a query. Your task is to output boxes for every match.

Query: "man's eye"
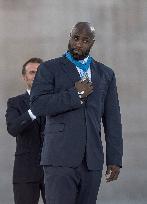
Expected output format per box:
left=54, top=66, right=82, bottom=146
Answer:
left=83, top=40, right=89, bottom=43
left=74, top=37, right=78, bottom=41
left=30, top=71, right=36, bottom=74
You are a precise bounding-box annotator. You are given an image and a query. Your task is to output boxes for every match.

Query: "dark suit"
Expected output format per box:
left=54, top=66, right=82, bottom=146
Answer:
left=30, top=56, right=123, bottom=204
left=6, top=92, right=46, bottom=204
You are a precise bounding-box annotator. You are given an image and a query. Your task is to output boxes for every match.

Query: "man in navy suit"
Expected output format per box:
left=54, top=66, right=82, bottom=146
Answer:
left=30, top=22, right=123, bottom=204
left=6, top=58, right=46, bottom=204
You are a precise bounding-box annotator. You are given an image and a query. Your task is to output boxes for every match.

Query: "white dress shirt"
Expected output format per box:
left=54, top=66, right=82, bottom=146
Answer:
left=27, top=89, right=36, bottom=120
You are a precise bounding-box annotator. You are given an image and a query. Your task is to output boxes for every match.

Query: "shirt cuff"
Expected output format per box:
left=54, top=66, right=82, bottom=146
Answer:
left=28, top=109, right=36, bottom=120
left=78, top=91, right=84, bottom=104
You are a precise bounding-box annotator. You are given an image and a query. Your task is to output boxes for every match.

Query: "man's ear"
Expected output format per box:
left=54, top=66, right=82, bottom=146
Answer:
left=92, top=39, right=95, bottom=44
left=22, top=74, right=26, bottom=82
left=90, top=39, right=95, bottom=48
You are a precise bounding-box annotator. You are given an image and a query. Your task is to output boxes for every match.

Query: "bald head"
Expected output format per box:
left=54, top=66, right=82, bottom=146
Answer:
left=71, top=22, right=96, bottom=40
left=68, top=22, right=95, bottom=60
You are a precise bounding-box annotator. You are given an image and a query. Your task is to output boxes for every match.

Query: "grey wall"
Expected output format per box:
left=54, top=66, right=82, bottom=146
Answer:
left=0, top=0, right=147, bottom=203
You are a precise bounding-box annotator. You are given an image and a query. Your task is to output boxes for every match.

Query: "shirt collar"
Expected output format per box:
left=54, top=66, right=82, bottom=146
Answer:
left=79, top=56, right=89, bottom=64
left=27, top=89, right=30, bottom=95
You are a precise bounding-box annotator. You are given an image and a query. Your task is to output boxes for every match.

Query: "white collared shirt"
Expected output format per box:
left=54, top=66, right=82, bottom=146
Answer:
left=76, top=56, right=91, bottom=81
left=27, top=89, right=31, bottom=95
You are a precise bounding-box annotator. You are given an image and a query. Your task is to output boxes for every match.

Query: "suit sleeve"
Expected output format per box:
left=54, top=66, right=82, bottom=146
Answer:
left=39, top=116, right=46, bottom=142
left=5, top=98, right=33, bottom=137
left=102, top=73, right=123, bottom=167
left=30, top=63, right=82, bottom=116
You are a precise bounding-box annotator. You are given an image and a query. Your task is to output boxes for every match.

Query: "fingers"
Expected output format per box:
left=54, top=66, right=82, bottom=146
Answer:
left=83, top=83, right=93, bottom=97
left=106, top=166, right=111, bottom=175
left=75, top=79, right=94, bottom=98
left=106, top=170, right=118, bottom=182
left=83, top=89, right=93, bottom=98
left=81, top=78, right=89, bottom=84
left=105, top=165, right=120, bottom=182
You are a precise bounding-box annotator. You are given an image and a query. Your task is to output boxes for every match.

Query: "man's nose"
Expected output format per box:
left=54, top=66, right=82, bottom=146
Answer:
left=75, top=40, right=82, bottom=48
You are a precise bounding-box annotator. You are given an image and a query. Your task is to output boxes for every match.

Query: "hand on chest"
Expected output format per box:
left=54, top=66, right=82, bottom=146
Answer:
left=53, top=63, right=109, bottom=101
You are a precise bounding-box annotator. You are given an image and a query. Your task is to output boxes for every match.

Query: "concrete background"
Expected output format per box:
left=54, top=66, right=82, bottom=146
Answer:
left=0, top=0, right=147, bottom=203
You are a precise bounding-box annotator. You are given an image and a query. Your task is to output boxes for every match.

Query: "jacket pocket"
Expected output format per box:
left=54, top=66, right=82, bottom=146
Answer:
left=47, top=123, right=65, bottom=133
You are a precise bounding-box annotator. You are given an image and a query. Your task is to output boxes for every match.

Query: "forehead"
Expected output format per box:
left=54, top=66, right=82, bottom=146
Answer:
left=71, top=26, right=94, bottom=39
left=25, top=62, right=40, bottom=72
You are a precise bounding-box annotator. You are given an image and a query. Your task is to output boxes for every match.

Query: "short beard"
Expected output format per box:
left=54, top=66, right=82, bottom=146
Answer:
left=68, top=43, right=90, bottom=60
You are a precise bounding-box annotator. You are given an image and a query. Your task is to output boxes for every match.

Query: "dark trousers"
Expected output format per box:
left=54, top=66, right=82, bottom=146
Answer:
left=44, top=159, right=102, bottom=204
left=13, top=180, right=46, bottom=204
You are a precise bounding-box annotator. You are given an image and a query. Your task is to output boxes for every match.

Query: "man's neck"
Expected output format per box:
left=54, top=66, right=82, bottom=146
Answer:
left=79, top=56, right=89, bottom=63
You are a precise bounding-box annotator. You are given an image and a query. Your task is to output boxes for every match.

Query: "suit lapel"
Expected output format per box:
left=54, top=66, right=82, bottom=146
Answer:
left=91, top=59, right=101, bottom=88
left=60, top=56, right=100, bottom=85
left=59, top=56, right=101, bottom=97
left=60, top=56, right=81, bottom=84
left=85, top=60, right=101, bottom=103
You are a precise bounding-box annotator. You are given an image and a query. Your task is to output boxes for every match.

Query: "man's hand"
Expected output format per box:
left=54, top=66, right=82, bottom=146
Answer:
left=105, top=165, right=120, bottom=182
left=75, top=78, right=93, bottom=98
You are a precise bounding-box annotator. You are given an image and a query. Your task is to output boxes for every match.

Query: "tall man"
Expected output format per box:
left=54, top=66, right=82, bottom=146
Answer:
left=30, top=22, right=123, bottom=204
left=6, top=58, right=46, bottom=204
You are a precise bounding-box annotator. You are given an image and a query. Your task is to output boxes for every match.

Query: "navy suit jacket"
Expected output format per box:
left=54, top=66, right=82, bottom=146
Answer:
left=6, top=92, right=46, bottom=183
left=30, top=56, right=123, bottom=170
